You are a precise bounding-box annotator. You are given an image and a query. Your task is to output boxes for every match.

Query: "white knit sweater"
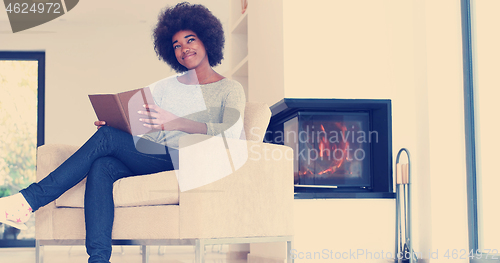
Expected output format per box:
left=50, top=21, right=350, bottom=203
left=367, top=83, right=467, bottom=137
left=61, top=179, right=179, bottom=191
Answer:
left=142, top=75, right=246, bottom=149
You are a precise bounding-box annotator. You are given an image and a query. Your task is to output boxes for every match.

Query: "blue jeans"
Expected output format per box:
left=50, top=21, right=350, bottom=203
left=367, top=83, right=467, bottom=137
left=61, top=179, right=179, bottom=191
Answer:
left=21, top=126, right=177, bottom=263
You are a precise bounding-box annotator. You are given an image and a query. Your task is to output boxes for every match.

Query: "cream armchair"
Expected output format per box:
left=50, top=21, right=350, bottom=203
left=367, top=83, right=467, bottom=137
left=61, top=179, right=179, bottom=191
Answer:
left=35, top=102, right=294, bottom=263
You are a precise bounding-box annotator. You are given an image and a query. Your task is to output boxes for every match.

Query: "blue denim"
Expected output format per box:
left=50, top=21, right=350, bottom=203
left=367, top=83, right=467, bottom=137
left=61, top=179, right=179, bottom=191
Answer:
left=21, top=126, right=177, bottom=263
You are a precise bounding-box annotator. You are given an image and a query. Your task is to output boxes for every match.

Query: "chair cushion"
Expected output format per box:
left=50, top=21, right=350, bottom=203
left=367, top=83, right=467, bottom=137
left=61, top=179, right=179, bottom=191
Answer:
left=55, top=171, right=179, bottom=208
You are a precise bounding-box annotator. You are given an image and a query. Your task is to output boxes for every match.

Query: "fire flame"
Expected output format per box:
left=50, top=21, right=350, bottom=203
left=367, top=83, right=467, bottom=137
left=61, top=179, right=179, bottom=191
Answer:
left=318, top=125, right=329, bottom=158
left=299, top=122, right=355, bottom=177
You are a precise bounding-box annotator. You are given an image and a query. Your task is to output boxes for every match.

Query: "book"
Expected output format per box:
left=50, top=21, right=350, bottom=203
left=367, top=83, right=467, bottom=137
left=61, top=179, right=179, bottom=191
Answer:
left=89, top=87, right=158, bottom=136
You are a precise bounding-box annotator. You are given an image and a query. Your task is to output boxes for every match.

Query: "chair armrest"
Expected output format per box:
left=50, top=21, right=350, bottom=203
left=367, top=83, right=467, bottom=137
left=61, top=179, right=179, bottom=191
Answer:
left=178, top=134, right=294, bottom=239
left=35, top=144, right=78, bottom=240
left=37, top=144, right=79, bottom=182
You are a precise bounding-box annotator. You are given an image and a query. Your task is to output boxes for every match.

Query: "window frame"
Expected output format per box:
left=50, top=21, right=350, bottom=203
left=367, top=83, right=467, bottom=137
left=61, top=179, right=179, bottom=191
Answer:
left=0, top=51, right=45, bottom=247
left=461, top=1, right=500, bottom=261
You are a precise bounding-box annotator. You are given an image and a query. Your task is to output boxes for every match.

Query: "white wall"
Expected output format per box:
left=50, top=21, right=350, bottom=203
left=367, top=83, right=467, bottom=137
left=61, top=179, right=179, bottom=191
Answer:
left=248, top=0, right=468, bottom=262
left=280, top=1, right=414, bottom=261
left=1, top=0, right=472, bottom=261
left=246, top=0, right=284, bottom=106
left=423, top=1, right=469, bottom=261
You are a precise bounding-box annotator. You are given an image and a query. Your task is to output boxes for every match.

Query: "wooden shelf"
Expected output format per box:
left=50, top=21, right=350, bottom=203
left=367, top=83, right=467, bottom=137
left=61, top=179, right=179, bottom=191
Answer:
left=231, top=11, right=248, bottom=34
left=229, top=0, right=249, bottom=101
left=231, top=56, right=248, bottom=77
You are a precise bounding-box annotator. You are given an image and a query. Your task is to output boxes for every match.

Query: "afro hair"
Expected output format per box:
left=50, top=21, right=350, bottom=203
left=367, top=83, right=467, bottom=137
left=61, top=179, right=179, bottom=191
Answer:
left=153, top=2, right=225, bottom=73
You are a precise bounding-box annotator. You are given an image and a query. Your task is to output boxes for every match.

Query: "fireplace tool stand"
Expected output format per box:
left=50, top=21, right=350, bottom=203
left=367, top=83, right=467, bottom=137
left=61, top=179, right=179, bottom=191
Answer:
left=395, top=148, right=417, bottom=263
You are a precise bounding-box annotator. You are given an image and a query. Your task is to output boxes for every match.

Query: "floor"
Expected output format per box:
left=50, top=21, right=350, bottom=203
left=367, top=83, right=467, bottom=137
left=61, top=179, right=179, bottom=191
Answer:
left=0, top=245, right=245, bottom=263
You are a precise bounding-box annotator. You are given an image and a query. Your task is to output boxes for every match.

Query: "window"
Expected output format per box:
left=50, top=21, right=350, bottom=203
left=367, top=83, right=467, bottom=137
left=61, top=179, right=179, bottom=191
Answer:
left=0, top=51, right=45, bottom=247
left=463, top=0, right=500, bottom=258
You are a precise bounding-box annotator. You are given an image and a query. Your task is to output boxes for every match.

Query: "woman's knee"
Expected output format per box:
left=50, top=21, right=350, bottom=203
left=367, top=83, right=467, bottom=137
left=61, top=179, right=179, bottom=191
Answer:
left=92, top=125, right=114, bottom=143
left=87, top=156, right=132, bottom=184
left=87, top=157, right=120, bottom=183
left=92, top=126, right=134, bottom=153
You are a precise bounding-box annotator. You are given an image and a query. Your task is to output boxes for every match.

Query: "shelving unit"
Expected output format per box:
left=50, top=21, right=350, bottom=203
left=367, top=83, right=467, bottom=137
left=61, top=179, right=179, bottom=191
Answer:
left=229, top=0, right=249, bottom=100
left=228, top=0, right=284, bottom=106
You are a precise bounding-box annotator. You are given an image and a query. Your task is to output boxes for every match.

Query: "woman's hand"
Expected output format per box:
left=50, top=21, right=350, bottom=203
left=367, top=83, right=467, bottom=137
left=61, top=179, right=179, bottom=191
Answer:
left=94, top=121, right=106, bottom=129
left=138, top=104, right=179, bottom=131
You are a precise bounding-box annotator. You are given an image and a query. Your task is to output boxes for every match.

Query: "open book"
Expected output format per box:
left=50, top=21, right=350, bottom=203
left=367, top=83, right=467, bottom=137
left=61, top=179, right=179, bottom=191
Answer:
left=89, top=87, right=158, bottom=136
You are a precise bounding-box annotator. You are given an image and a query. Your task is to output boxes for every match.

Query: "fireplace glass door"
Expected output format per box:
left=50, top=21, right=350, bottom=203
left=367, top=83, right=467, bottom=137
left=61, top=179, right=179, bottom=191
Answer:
left=284, top=112, right=372, bottom=188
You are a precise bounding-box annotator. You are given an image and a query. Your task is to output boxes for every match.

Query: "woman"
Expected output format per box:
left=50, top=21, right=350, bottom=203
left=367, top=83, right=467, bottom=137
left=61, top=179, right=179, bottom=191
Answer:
left=0, top=2, right=245, bottom=263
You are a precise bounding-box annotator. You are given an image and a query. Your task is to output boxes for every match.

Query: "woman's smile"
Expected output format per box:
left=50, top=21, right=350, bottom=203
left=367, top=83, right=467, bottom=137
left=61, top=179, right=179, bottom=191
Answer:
left=182, top=51, right=196, bottom=60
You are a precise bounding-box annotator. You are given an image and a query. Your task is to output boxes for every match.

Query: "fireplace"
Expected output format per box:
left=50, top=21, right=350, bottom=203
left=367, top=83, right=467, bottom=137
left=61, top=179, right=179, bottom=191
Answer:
left=266, top=99, right=393, bottom=198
